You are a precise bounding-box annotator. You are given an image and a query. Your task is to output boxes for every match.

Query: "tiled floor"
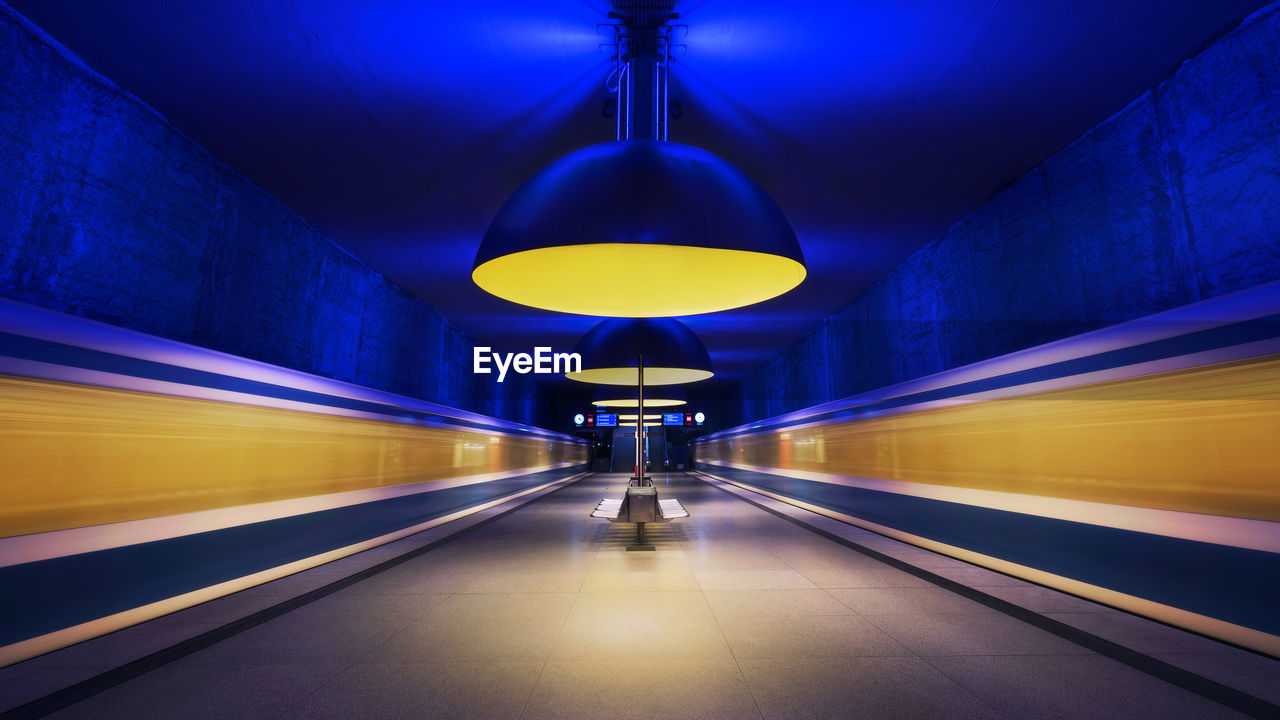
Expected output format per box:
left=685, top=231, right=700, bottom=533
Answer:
left=36, top=473, right=1255, bottom=719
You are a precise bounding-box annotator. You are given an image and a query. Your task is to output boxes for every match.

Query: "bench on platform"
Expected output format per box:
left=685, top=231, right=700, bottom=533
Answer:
left=590, top=485, right=688, bottom=549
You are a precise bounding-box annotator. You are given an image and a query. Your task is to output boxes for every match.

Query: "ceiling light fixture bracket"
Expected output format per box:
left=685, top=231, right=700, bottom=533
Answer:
left=598, top=1, right=686, bottom=141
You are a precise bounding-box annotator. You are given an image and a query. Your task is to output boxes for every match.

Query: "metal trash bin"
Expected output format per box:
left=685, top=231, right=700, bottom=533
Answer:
left=624, top=486, right=658, bottom=523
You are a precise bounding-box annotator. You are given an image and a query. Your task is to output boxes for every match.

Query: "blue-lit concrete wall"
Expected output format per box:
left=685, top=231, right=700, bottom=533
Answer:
left=736, top=5, right=1280, bottom=424
left=0, top=7, right=544, bottom=425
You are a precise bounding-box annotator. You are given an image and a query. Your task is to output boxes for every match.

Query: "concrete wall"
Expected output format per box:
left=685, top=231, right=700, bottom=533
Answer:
left=736, top=3, right=1280, bottom=424
left=0, top=5, right=544, bottom=426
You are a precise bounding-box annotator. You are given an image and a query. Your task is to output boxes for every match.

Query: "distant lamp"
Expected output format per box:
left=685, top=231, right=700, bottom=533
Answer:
left=472, top=141, right=806, bottom=317
left=566, top=318, right=712, bottom=386
left=593, top=385, right=687, bottom=409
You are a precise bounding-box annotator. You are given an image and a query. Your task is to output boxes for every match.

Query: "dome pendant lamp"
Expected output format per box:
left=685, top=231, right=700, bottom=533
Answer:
left=566, top=317, right=710, bottom=485
left=471, top=6, right=806, bottom=317
left=565, top=318, right=712, bottom=386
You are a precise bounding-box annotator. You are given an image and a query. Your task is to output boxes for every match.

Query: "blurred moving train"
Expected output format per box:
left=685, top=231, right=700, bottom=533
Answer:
left=694, top=281, right=1280, bottom=656
left=0, top=298, right=588, bottom=665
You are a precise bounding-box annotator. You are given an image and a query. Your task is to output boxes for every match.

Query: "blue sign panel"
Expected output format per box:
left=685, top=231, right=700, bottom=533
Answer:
left=595, top=413, right=618, bottom=427
left=663, top=413, right=684, bottom=426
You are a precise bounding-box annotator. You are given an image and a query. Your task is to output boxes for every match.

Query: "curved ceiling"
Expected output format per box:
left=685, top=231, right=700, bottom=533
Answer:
left=10, top=0, right=1269, bottom=382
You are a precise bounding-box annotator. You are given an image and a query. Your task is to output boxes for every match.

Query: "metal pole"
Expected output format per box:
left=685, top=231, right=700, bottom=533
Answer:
left=636, top=354, right=645, bottom=484
left=624, top=54, right=635, bottom=140
left=615, top=53, right=622, bottom=142
left=661, top=42, right=669, bottom=141
left=654, top=42, right=663, bottom=140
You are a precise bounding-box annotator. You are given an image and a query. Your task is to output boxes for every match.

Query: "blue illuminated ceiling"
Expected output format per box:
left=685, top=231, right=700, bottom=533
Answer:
left=10, top=0, right=1268, bottom=382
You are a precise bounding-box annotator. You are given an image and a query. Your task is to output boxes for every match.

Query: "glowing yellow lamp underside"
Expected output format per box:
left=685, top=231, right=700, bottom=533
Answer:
left=593, top=398, right=686, bottom=408
left=619, top=422, right=662, bottom=427
left=473, top=243, right=806, bottom=317
left=619, top=414, right=662, bottom=420
left=568, top=367, right=711, bottom=385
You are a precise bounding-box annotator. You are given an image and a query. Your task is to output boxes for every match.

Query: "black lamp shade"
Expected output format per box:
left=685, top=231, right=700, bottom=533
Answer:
left=472, top=140, right=806, bottom=317
left=566, top=318, right=712, bottom=385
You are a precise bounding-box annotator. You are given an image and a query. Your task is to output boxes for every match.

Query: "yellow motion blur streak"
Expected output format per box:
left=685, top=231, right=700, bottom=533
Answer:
left=699, top=355, right=1280, bottom=521
left=0, top=375, right=587, bottom=538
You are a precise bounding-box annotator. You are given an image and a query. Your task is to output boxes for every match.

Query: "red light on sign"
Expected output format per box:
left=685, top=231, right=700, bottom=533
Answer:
left=684, top=413, right=693, bottom=425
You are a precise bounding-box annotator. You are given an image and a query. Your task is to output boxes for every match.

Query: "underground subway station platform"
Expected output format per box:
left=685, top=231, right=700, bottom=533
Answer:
left=1, top=1, right=1279, bottom=718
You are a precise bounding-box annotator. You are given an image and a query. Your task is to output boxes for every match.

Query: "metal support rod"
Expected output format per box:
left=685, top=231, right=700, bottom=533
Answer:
left=635, top=354, right=645, bottom=484
left=613, top=7, right=670, bottom=142
left=661, top=44, right=669, bottom=141
left=615, top=56, right=623, bottom=142
left=654, top=46, right=662, bottom=141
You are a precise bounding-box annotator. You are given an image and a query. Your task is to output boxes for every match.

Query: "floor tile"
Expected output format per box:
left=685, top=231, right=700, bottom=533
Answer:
left=571, top=590, right=712, bottom=618
left=827, top=587, right=997, bottom=615
left=49, top=662, right=346, bottom=720
left=682, top=550, right=794, bottom=572
left=717, top=614, right=911, bottom=659
left=278, top=661, right=541, bottom=720
left=796, top=565, right=936, bottom=589
left=694, top=569, right=817, bottom=590
left=1153, top=651, right=1280, bottom=705
left=862, top=612, right=1093, bottom=656
left=1044, top=611, right=1234, bottom=654
left=457, top=570, right=588, bottom=594
left=703, top=589, right=853, bottom=618
left=979, top=585, right=1110, bottom=613
left=579, top=569, right=701, bottom=592
left=369, top=593, right=575, bottom=662
left=522, top=657, right=761, bottom=720
left=183, top=610, right=412, bottom=666
left=549, top=612, right=732, bottom=660
left=739, top=656, right=1003, bottom=720
left=928, top=654, right=1247, bottom=719
left=925, top=565, right=1031, bottom=588
left=0, top=666, right=113, bottom=713
left=345, top=562, right=485, bottom=595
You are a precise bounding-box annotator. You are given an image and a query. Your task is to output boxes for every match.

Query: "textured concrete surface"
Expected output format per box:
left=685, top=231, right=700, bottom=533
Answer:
left=736, top=3, right=1280, bottom=424
left=0, top=6, right=544, bottom=426
left=29, top=474, right=1255, bottom=719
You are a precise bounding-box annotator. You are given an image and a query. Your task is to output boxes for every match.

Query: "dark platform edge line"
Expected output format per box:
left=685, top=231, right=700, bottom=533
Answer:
left=692, top=472, right=1280, bottom=720
left=0, top=473, right=591, bottom=720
